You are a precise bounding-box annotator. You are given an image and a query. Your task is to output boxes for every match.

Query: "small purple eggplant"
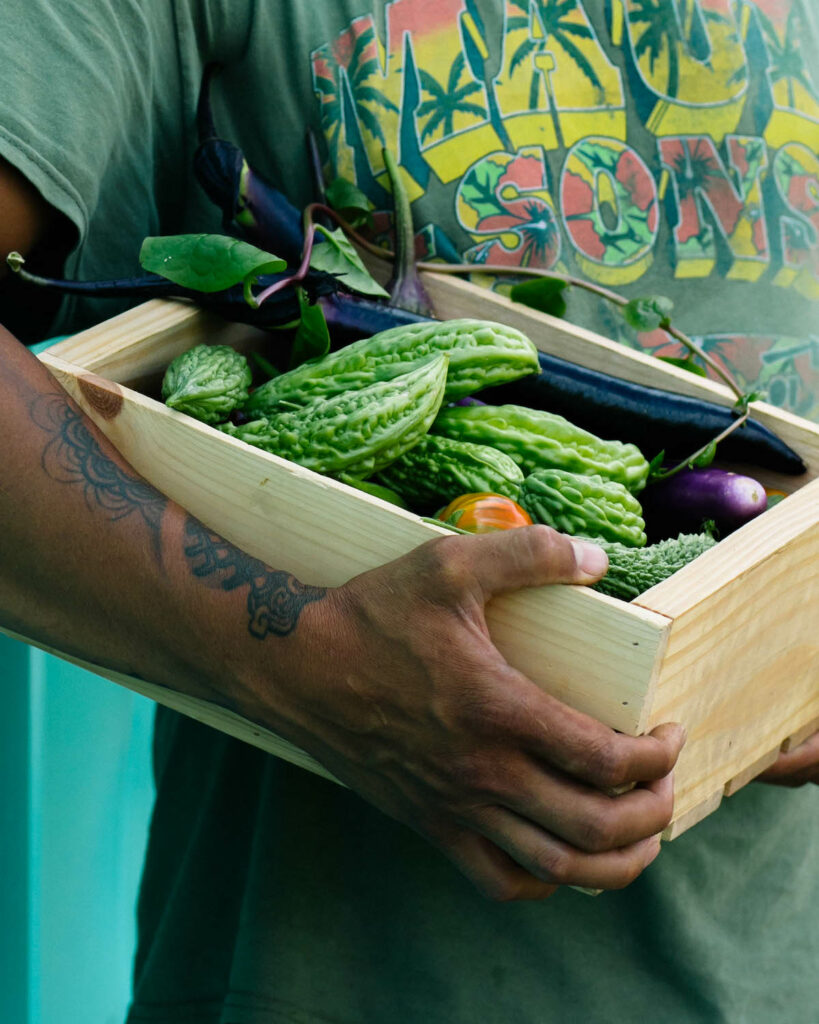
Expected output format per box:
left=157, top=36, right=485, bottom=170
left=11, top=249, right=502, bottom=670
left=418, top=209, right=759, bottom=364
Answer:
left=641, top=467, right=768, bottom=541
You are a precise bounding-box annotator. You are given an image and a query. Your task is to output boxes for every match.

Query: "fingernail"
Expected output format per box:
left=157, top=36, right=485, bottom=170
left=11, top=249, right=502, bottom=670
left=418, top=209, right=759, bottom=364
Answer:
left=673, top=723, right=688, bottom=748
left=571, top=539, right=609, bottom=578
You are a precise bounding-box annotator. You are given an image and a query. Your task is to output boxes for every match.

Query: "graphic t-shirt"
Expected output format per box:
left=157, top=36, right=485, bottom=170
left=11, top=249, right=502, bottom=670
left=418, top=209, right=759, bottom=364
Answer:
left=0, top=2, right=817, bottom=1023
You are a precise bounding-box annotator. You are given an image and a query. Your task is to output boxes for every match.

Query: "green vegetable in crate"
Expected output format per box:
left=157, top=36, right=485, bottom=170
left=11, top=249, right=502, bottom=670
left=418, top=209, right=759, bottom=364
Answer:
left=594, top=533, right=717, bottom=600
left=520, top=468, right=647, bottom=547
left=377, top=434, right=524, bottom=511
left=220, top=354, right=448, bottom=477
left=338, top=475, right=408, bottom=509
left=432, top=403, right=650, bottom=494
left=162, top=344, right=252, bottom=424
left=244, top=318, right=539, bottom=414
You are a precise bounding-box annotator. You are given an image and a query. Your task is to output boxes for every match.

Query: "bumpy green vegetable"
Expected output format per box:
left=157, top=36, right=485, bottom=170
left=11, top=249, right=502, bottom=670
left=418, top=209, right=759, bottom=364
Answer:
left=432, top=403, right=650, bottom=493
left=377, top=434, right=524, bottom=510
left=594, top=533, right=717, bottom=600
left=162, top=344, right=252, bottom=424
left=520, top=468, right=647, bottom=547
left=220, top=354, right=448, bottom=477
left=245, top=318, right=539, bottom=414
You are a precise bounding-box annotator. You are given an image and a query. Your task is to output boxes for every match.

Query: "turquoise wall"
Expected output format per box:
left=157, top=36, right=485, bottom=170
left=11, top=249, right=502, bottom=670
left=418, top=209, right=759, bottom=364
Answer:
left=1, top=633, right=156, bottom=1024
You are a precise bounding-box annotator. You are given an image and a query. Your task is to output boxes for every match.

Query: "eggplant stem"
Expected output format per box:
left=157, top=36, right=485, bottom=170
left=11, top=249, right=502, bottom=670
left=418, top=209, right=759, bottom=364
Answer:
left=651, top=411, right=751, bottom=482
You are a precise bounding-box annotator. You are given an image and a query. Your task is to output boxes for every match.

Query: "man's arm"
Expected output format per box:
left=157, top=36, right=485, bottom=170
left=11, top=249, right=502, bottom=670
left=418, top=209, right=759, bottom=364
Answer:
left=0, top=166, right=685, bottom=899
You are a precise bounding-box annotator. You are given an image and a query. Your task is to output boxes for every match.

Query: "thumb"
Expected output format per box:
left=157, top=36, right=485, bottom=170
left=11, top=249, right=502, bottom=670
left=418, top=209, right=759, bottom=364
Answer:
left=456, top=525, right=609, bottom=599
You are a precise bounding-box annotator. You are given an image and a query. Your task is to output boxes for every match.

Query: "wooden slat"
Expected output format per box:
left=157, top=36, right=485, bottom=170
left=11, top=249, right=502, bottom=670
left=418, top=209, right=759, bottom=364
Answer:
left=723, top=748, right=781, bottom=796
left=40, top=354, right=670, bottom=736
left=663, top=790, right=723, bottom=841
left=45, top=299, right=262, bottom=382
left=781, top=715, right=819, bottom=752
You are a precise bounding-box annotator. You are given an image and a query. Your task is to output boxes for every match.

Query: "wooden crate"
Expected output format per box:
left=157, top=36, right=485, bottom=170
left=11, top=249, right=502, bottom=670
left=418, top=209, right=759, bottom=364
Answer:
left=31, top=275, right=819, bottom=839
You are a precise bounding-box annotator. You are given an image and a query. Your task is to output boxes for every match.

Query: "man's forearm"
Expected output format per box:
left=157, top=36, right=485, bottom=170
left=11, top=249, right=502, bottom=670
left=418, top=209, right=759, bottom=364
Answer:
left=0, top=326, right=330, bottom=727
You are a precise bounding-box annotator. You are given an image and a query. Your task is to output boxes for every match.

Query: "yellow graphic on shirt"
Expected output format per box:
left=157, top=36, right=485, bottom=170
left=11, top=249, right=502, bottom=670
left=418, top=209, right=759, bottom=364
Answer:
left=741, top=0, right=819, bottom=150
left=616, top=0, right=748, bottom=142
left=492, top=0, right=625, bottom=153
left=309, top=0, right=819, bottom=297
left=559, top=137, right=659, bottom=284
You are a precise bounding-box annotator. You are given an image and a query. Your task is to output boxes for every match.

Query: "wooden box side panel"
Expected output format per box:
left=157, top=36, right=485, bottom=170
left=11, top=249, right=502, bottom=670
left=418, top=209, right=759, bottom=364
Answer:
left=42, top=355, right=669, bottom=736
left=641, top=482, right=819, bottom=832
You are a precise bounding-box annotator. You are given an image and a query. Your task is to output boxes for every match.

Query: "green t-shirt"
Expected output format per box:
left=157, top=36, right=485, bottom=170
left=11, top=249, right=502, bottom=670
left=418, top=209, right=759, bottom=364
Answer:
left=1, top=2, right=817, bottom=1022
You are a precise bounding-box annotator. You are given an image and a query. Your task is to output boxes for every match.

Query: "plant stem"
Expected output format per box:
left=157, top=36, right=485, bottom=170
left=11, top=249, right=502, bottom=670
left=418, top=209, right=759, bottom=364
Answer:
left=253, top=204, right=322, bottom=306
left=651, top=411, right=750, bottom=481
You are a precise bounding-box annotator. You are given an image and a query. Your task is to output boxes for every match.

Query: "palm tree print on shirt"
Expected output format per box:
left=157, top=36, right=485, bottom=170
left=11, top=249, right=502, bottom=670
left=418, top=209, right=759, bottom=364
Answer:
left=756, top=1, right=818, bottom=109
left=314, top=23, right=398, bottom=163
left=417, top=51, right=487, bottom=142
left=628, top=0, right=692, bottom=100
left=506, top=0, right=605, bottom=149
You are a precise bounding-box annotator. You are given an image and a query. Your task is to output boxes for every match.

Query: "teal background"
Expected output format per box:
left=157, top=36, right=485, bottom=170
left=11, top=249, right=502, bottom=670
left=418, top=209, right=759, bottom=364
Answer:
left=1, top=634, right=156, bottom=1024
left=1, top=334, right=157, bottom=1024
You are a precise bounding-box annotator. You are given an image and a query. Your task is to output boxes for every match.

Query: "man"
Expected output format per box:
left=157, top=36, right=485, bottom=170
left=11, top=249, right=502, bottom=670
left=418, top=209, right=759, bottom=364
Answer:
left=1, top=2, right=816, bottom=1022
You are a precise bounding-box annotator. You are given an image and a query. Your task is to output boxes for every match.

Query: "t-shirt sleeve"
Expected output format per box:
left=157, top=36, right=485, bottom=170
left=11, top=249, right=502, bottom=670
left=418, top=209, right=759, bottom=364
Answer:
left=0, top=0, right=164, bottom=245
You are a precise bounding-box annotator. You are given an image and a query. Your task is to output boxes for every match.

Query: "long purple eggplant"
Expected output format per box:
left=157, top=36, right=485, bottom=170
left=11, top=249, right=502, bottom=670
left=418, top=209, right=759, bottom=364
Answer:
left=484, top=350, right=807, bottom=476
left=193, top=64, right=305, bottom=266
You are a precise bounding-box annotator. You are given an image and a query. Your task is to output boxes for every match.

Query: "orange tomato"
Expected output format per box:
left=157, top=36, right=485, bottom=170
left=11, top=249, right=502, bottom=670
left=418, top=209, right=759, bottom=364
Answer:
left=436, top=492, right=533, bottom=533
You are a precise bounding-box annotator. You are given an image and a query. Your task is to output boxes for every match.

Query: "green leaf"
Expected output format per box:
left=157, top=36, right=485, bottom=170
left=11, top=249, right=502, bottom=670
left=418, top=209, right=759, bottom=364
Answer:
left=733, top=389, right=766, bottom=414
left=658, top=355, right=707, bottom=377
left=509, top=277, right=570, bottom=319
left=648, top=450, right=666, bottom=478
left=326, top=178, right=374, bottom=229
left=310, top=225, right=390, bottom=298
left=139, top=234, right=286, bottom=293
left=622, top=295, right=674, bottom=332
left=290, top=288, right=331, bottom=369
left=691, top=440, right=717, bottom=468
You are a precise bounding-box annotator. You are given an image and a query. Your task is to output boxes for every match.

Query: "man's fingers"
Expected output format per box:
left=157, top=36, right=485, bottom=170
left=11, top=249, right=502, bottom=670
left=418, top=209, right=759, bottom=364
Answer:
left=500, top=771, right=675, bottom=852
left=440, top=829, right=560, bottom=902
left=757, top=731, right=819, bottom=787
left=473, top=806, right=663, bottom=891
left=434, top=526, right=608, bottom=599
left=485, top=683, right=687, bottom=790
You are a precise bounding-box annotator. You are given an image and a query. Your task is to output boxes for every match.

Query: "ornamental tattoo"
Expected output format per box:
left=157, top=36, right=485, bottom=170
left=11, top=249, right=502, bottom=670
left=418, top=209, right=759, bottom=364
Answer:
left=31, top=394, right=167, bottom=559
left=183, top=517, right=326, bottom=639
left=30, top=393, right=325, bottom=639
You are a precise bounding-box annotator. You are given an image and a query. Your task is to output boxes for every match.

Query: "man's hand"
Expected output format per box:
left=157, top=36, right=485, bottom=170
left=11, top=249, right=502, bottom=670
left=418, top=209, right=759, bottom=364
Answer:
left=268, top=527, right=685, bottom=901
left=757, top=731, right=819, bottom=787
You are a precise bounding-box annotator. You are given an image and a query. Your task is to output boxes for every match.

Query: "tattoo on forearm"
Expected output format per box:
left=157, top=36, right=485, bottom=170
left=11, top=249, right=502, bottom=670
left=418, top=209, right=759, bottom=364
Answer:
left=184, top=518, right=326, bottom=638
left=30, top=393, right=325, bottom=639
left=31, top=395, right=167, bottom=558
